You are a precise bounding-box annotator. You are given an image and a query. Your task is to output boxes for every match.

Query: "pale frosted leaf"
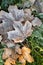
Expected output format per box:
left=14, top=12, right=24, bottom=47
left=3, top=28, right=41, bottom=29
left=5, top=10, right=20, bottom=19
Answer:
left=24, top=13, right=34, bottom=21
left=7, top=21, right=32, bottom=43
left=0, top=20, right=13, bottom=34
left=40, top=2, right=43, bottom=12
left=8, top=6, right=24, bottom=21
left=7, top=30, right=24, bottom=43
left=24, top=9, right=32, bottom=16
left=32, top=17, right=42, bottom=26
left=0, top=10, right=14, bottom=21
left=8, top=5, right=17, bottom=12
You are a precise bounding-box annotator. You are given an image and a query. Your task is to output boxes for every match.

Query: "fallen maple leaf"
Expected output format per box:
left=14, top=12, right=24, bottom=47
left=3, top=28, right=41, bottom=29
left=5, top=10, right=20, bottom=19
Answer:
left=8, top=5, right=24, bottom=21
left=7, top=21, right=32, bottom=43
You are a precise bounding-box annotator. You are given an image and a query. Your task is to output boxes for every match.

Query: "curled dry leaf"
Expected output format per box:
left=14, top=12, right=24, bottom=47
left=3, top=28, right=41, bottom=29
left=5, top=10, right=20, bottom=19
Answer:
left=24, top=9, right=34, bottom=21
left=21, top=46, right=34, bottom=63
left=19, top=55, right=26, bottom=65
left=4, top=58, right=15, bottom=65
left=21, top=46, right=31, bottom=54
left=24, top=9, right=32, bottom=16
left=2, top=46, right=34, bottom=65
left=7, top=21, right=32, bottom=43
left=2, top=48, right=12, bottom=59
left=24, top=54, right=34, bottom=63
left=32, top=17, right=42, bottom=26
left=2, top=47, right=19, bottom=60
left=12, top=53, right=19, bottom=60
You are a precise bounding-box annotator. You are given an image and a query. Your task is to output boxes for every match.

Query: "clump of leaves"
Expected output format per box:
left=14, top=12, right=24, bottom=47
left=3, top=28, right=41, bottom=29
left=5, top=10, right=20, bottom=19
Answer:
left=0, top=3, right=43, bottom=65
left=2, top=46, right=34, bottom=65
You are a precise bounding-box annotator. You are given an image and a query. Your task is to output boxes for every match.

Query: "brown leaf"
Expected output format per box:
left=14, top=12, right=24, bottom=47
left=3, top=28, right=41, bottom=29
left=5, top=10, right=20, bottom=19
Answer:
left=19, top=55, right=26, bottom=65
left=21, top=46, right=34, bottom=63
left=4, top=58, right=15, bottom=65
left=22, top=46, right=31, bottom=54
left=2, top=48, right=12, bottom=59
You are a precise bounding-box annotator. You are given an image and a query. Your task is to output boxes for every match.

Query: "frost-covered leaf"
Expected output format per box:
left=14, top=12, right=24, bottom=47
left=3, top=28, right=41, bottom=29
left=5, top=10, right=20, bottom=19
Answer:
left=8, top=5, right=24, bottom=21
left=8, top=5, right=17, bottom=11
left=0, top=10, right=14, bottom=21
left=24, top=9, right=34, bottom=21
left=7, top=21, right=32, bottom=43
left=40, top=2, right=43, bottom=12
left=0, top=21, right=13, bottom=35
left=24, top=9, right=32, bottom=16
left=0, top=11, right=14, bottom=35
left=32, top=17, right=42, bottom=26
